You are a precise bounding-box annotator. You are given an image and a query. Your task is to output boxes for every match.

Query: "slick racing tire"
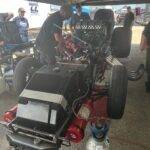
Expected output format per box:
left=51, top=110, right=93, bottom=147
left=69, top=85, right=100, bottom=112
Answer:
left=13, top=57, right=40, bottom=95
left=111, top=27, right=131, bottom=58
left=107, top=65, right=128, bottom=119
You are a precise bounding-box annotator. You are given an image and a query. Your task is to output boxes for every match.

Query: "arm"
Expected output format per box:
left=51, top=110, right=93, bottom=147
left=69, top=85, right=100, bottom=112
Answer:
left=13, top=17, right=21, bottom=27
left=54, top=32, right=66, bottom=52
left=5, top=13, right=14, bottom=21
left=70, top=15, right=76, bottom=33
left=0, top=41, right=4, bottom=46
left=52, top=21, right=65, bottom=50
left=140, top=23, right=150, bottom=51
left=26, top=18, right=29, bottom=29
left=140, top=34, right=148, bottom=51
left=0, top=35, right=4, bottom=46
left=54, top=32, right=64, bottom=44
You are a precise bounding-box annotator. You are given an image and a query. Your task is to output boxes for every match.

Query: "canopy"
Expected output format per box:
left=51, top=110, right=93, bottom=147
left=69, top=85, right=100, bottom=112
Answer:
left=27, top=0, right=150, bottom=5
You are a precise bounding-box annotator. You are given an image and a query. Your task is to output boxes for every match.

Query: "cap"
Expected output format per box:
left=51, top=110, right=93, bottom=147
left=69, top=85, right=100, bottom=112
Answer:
left=18, top=7, right=26, bottom=12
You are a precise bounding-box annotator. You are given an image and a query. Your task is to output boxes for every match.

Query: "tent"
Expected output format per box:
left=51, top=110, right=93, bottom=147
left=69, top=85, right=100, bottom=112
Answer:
left=27, top=0, right=150, bottom=5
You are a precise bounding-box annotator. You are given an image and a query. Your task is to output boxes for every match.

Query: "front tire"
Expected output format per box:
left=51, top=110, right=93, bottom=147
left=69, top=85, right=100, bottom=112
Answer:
left=107, top=65, right=128, bottom=119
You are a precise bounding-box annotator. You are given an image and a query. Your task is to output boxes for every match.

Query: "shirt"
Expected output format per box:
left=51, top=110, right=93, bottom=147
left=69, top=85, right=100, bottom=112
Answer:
left=143, top=22, right=150, bottom=46
left=13, top=16, right=29, bottom=42
left=36, top=11, right=63, bottom=52
left=124, top=12, right=134, bottom=28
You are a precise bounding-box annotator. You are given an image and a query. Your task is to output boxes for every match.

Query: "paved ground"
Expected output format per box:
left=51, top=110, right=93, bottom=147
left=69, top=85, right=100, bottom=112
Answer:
left=0, top=26, right=150, bottom=150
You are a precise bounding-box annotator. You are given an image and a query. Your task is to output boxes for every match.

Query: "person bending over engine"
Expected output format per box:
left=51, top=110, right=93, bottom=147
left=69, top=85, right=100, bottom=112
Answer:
left=36, top=5, right=72, bottom=65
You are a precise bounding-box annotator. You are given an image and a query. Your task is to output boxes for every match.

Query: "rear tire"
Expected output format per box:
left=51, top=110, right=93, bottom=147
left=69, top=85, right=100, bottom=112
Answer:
left=111, top=27, right=131, bottom=58
left=13, top=57, right=40, bottom=95
left=107, top=65, right=128, bottom=119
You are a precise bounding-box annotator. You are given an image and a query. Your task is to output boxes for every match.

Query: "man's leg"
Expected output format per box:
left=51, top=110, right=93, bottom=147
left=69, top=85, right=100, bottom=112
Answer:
left=40, top=46, right=56, bottom=65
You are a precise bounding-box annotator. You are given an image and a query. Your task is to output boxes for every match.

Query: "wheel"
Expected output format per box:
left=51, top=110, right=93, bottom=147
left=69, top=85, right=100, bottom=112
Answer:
left=111, top=27, right=132, bottom=58
left=13, top=57, right=40, bottom=95
left=107, top=65, right=128, bottom=119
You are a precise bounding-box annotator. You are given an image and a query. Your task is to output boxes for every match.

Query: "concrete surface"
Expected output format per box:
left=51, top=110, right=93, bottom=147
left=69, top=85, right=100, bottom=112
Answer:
left=0, top=26, right=150, bottom=150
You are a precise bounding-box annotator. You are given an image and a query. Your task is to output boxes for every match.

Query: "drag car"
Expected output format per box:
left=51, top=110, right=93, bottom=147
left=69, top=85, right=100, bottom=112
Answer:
left=1, top=8, right=129, bottom=149
left=0, top=0, right=146, bottom=149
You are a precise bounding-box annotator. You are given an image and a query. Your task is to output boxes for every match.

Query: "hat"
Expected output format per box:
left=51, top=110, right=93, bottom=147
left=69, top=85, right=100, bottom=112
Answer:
left=18, top=7, right=26, bottom=12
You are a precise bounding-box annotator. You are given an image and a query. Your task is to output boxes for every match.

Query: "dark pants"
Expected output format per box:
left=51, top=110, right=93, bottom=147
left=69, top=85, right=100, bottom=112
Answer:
left=36, top=44, right=56, bottom=65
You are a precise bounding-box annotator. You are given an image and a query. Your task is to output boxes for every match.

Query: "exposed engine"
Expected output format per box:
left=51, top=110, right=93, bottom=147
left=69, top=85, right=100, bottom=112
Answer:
left=15, top=63, right=89, bottom=133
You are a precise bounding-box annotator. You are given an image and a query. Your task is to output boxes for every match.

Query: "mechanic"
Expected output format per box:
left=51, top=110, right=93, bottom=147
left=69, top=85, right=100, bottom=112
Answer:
left=140, top=22, right=150, bottom=91
left=70, top=4, right=90, bottom=38
left=13, top=8, right=29, bottom=43
left=35, top=5, right=72, bottom=65
left=124, top=6, right=134, bottom=29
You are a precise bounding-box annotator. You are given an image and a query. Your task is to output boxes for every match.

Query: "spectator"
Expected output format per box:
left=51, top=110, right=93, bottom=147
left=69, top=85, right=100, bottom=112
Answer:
left=70, top=4, right=90, bottom=32
left=70, top=4, right=90, bottom=44
left=13, top=8, right=29, bottom=43
left=0, top=13, right=13, bottom=22
left=140, top=22, right=150, bottom=91
left=124, top=6, right=134, bottom=29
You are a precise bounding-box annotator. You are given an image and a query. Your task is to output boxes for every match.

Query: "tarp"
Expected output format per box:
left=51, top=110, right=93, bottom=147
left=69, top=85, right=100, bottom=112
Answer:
left=27, top=0, right=150, bottom=5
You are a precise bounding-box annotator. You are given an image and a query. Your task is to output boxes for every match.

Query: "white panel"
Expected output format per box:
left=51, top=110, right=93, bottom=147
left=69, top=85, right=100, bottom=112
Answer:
left=20, top=89, right=67, bottom=109
left=50, top=109, right=57, bottom=125
left=17, top=101, right=49, bottom=123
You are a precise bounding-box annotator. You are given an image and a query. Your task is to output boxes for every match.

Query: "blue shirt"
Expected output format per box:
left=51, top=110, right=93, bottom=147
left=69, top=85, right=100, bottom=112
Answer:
left=13, top=16, right=29, bottom=42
